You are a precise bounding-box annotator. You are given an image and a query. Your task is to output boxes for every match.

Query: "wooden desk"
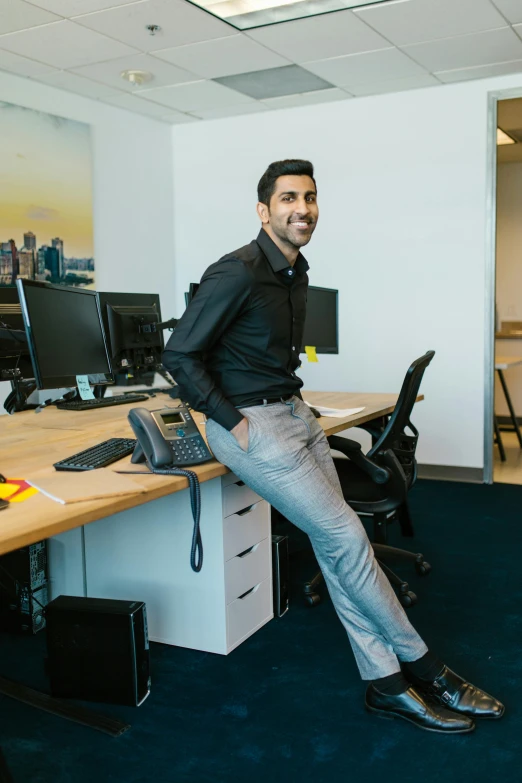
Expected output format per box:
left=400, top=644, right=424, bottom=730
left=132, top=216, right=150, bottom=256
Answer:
left=0, top=390, right=422, bottom=655
left=0, top=390, right=420, bottom=556
left=494, top=356, right=522, bottom=460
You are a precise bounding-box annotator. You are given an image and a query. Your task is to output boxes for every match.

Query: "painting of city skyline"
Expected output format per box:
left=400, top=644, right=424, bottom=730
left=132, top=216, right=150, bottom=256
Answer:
left=0, top=101, right=94, bottom=289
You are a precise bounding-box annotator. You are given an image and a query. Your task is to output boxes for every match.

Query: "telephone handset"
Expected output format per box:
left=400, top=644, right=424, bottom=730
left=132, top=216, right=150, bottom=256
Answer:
left=128, top=406, right=212, bottom=573
left=128, top=406, right=212, bottom=467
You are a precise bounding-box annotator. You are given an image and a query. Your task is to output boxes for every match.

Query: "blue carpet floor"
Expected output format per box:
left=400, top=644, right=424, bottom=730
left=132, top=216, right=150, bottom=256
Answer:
left=0, top=479, right=521, bottom=783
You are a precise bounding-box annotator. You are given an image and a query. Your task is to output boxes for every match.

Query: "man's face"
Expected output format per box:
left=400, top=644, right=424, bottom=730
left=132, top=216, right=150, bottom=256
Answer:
left=259, top=174, right=319, bottom=250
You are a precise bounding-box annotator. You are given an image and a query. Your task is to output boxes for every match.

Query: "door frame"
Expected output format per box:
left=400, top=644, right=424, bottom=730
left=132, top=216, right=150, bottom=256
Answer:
left=484, top=86, right=522, bottom=483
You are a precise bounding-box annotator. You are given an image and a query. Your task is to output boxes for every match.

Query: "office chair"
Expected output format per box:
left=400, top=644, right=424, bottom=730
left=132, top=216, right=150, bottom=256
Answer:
left=303, top=350, right=436, bottom=609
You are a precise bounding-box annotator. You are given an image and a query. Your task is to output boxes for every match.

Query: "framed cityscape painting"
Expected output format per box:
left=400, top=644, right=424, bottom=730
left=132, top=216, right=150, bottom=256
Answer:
left=0, top=100, right=94, bottom=289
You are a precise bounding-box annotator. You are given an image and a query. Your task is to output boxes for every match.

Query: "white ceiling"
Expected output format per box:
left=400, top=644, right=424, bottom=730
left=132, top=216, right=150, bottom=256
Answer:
left=0, top=0, right=522, bottom=123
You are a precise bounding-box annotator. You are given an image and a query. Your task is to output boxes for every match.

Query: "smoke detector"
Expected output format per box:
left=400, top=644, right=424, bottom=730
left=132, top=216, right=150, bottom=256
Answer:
left=120, top=70, right=153, bottom=87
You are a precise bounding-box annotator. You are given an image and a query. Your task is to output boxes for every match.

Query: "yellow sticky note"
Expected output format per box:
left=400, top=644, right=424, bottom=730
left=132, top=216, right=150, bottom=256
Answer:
left=305, top=346, right=318, bottom=363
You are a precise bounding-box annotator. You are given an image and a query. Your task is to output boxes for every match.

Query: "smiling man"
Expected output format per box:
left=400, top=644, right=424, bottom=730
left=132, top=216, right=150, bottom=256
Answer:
left=162, top=160, right=502, bottom=732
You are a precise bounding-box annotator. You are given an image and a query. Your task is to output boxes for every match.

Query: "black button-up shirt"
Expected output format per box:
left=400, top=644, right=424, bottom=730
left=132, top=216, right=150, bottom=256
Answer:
left=162, top=229, right=309, bottom=431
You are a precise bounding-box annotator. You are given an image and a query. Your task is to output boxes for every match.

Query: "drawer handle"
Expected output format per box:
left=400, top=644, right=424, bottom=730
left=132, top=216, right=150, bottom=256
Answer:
left=237, top=543, right=259, bottom=558
left=237, top=583, right=260, bottom=600
left=237, top=504, right=256, bottom=517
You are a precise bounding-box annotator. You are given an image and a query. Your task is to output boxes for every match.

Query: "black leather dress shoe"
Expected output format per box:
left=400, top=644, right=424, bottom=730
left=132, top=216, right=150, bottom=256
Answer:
left=406, top=666, right=504, bottom=720
left=365, top=684, right=475, bottom=733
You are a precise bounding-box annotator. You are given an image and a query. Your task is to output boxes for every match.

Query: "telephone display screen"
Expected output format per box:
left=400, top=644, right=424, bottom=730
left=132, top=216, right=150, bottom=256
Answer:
left=160, top=412, right=184, bottom=425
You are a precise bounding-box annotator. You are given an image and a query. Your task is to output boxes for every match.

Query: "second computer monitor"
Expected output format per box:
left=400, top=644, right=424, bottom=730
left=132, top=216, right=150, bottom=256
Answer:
left=302, top=286, right=339, bottom=354
left=17, top=279, right=113, bottom=390
left=184, top=282, right=200, bottom=307
left=97, top=292, right=163, bottom=380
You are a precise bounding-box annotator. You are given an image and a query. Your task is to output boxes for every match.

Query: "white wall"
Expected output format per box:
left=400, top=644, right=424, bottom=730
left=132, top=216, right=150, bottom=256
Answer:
left=172, top=72, right=522, bottom=470
left=0, top=70, right=176, bottom=411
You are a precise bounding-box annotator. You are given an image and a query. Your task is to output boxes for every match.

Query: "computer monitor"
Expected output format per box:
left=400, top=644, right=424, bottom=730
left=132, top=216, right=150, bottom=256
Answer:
left=302, top=286, right=339, bottom=354
left=184, top=282, right=200, bottom=307
left=0, top=287, right=33, bottom=381
left=17, top=279, right=113, bottom=390
left=97, top=292, right=164, bottom=383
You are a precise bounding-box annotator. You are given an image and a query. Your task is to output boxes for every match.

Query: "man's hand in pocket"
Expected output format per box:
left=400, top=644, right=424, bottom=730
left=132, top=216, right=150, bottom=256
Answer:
left=230, top=417, right=249, bottom=451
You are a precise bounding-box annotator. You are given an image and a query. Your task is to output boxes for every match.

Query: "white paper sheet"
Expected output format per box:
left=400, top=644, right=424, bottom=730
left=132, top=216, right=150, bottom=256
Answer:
left=305, top=402, right=365, bottom=419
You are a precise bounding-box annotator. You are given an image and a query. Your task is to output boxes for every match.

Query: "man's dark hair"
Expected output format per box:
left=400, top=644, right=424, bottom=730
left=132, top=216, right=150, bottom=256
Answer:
left=257, top=159, right=316, bottom=206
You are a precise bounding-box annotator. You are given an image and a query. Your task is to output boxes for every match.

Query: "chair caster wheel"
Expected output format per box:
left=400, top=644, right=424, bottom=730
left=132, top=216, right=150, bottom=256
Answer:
left=305, top=593, right=321, bottom=607
left=400, top=591, right=417, bottom=608
left=416, top=561, right=432, bottom=576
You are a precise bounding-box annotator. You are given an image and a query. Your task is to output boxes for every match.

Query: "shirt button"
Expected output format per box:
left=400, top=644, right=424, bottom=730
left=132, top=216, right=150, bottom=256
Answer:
left=292, top=346, right=296, bottom=350
left=288, top=270, right=293, bottom=276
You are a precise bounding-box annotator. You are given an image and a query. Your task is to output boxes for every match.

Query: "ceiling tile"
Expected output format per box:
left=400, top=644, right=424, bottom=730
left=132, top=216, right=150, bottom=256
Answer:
left=26, top=0, right=140, bottom=15
left=152, top=34, right=290, bottom=78
left=161, top=109, right=199, bottom=124
left=355, top=0, right=506, bottom=46
left=0, top=48, right=55, bottom=76
left=435, top=59, right=522, bottom=84
left=101, top=91, right=181, bottom=117
left=72, top=53, right=197, bottom=92
left=303, top=47, right=427, bottom=88
left=490, top=0, right=522, bottom=25
left=35, top=69, right=126, bottom=98
left=72, top=0, right=236, bottom=52
left=215, top=65, right=333, bottom=100
left=0, top=20, right=138, bottom=69
left=262, top=87, right=350, bottom=109
left=348, top=73, right=440, bottom=96
left=246, top=9, right=390, bottom=63
left=189, top=103, right=268, bottom=120
left=137, top=79, right=253, bottom=111
left=0, top=0, right=61, bottom=35
left=497, top=96, right=522, bottom=130
left=402, top=27, right=522, bottom=72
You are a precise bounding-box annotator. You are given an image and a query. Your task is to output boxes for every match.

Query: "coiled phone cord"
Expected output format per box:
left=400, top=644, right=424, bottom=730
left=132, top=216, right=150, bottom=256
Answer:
left=150, top=467, right=203, bottom=573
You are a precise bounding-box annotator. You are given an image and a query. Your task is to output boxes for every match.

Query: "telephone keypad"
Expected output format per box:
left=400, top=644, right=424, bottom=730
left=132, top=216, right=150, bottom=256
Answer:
left=168, top=435, right=211, bottom=465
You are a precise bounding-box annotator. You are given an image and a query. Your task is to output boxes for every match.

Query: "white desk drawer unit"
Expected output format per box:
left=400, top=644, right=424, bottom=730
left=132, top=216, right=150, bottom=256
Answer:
left=222, top=474, right=273, bottom=653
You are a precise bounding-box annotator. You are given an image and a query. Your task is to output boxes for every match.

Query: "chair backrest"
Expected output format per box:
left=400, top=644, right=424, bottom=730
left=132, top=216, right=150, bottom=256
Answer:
left=368, top=351, right=435, bottom=484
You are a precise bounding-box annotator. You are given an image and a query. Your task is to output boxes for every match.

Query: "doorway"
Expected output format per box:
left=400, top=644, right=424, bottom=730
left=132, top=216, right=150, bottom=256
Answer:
left=486, top=91, right=522, bottom=484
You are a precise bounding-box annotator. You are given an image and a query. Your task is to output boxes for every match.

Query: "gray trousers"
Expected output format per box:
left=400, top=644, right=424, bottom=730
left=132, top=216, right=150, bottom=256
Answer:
left=206, top=396, right=428, bottom=680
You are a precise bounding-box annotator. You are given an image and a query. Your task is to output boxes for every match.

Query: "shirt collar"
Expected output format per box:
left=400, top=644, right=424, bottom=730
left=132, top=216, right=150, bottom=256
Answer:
left=256, top=229, right=309, bottom=276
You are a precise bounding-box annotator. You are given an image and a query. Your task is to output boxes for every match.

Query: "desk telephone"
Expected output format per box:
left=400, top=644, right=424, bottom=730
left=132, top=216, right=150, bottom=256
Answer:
left=128, top=406, right=213, bottom=573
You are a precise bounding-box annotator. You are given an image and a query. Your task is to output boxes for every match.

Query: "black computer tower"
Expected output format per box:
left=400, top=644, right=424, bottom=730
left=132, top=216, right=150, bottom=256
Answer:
left=0, top=541, right=48, bottom=634
left=46, top=595, right=151, bottom=707
left=271, top=535, right=289, bottom=618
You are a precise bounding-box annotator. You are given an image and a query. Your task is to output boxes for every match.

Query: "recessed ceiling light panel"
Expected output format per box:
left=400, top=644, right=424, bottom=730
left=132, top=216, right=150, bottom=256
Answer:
left=497, top=127, right=516, bottom=146
left=187, top=0, right=394, bottom=30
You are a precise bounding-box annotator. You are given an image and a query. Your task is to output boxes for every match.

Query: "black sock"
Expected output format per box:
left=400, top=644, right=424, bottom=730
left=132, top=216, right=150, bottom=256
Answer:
left=372, top=671, right=410, bottom=696
left=402, top=650, right=444, bottom=681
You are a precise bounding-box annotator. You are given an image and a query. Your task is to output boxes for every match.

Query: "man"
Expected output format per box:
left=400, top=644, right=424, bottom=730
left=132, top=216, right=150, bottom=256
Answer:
left=163, top=160, right=503, bottom=733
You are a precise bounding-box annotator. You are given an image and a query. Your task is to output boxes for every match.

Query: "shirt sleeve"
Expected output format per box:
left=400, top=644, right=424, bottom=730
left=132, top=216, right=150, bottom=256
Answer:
left=162, top=258, right=253, bottom=431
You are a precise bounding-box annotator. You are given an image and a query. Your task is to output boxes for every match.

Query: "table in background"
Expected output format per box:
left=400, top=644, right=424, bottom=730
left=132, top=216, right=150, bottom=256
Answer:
left=494, top=356, right=522, bottom=462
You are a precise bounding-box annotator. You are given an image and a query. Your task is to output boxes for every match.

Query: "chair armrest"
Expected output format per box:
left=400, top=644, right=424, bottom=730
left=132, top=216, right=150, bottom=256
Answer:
left=328, top=436, right=390, bottom=485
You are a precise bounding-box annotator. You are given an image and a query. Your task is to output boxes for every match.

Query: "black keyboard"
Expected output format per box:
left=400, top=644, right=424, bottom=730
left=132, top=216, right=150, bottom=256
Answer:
left=54, top=438, right=137, bottom=471
left=56, top=393, right=149, bottom=411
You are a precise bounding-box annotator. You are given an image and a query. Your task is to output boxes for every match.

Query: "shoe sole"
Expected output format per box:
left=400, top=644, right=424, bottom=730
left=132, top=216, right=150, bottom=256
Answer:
left=365, top=702, right=475, bottom=734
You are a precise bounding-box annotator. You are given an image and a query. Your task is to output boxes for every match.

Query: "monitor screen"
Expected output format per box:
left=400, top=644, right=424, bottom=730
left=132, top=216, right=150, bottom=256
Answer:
left=0, top=287, right=33, bottom=380
left=302, top=286, right=339, bottom=354
left=97, top=292, right=163, bottom=379
left=17, top=280, right=113, bottom=390
left=184, top=282, right=200, bottom=307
